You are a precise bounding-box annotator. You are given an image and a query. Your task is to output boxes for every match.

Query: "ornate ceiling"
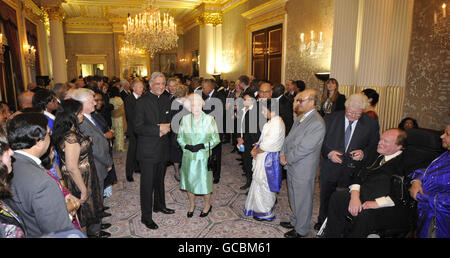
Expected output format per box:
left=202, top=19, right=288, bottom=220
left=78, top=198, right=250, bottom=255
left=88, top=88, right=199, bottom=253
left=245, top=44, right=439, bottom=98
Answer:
left=33, top=0, right=233, bottom=34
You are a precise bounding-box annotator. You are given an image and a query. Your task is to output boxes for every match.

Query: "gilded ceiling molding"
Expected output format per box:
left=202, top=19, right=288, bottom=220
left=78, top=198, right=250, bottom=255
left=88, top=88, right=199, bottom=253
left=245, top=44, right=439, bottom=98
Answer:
left=22, top=0, right=43, bottom=19
left=222, top=0, right=248, bottom=13
left=241, top=0, right=287, bottom=21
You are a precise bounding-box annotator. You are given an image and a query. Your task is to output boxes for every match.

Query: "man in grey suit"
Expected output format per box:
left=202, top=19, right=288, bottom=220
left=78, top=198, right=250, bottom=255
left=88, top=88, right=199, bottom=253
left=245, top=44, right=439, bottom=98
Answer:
left=280, top=89, right=326, bottom=238
left=6, top=113, right=75, bottom=237
left=72, top=88, right=113, bottom=237
left=72, top=88, right=113, bottom=193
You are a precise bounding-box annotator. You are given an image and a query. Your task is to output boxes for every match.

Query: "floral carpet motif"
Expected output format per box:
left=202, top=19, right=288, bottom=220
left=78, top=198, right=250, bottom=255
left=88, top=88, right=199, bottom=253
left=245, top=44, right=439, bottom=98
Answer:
left=103, top=141, right=320, bottom=238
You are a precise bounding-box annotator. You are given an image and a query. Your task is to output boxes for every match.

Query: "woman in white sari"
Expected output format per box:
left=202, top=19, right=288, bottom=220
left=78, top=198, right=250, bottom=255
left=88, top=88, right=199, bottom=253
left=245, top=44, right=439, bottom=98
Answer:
left=244, top=99, right=285, bottom=221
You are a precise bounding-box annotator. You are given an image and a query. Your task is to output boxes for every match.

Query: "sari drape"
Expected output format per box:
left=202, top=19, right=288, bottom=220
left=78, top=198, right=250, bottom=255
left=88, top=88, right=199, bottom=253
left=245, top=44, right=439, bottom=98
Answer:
left=244, top=116, right=285, bottom=220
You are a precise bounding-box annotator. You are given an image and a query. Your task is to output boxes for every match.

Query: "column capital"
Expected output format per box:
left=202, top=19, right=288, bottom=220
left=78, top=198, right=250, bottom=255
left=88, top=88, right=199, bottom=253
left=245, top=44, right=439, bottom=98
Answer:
left=195, top=3, right=223, bottom=26
left=42, top=3, right=65, bottom=22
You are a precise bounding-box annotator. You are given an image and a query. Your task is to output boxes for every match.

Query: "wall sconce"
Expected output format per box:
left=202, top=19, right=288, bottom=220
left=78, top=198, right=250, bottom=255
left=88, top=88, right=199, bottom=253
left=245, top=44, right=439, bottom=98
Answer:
left=0, top=33, right=5, bottom=64
left=221, top=49, right=235, bottom=73
left=23, top=43, right=36, bottom=69
left=299, top=30, right=324, bottom=58
left=179, top=58, right=187, bottom=63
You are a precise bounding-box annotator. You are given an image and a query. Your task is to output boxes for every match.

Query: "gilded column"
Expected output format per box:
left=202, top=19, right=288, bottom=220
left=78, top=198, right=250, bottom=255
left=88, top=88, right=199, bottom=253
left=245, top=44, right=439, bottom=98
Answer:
left=214, top=24, right=223, bottom=74
left=199, top=24, right=215, bottom=77
left=45, top=4, right=67, bottom=84
left=196, top=4, right=223, bottom=78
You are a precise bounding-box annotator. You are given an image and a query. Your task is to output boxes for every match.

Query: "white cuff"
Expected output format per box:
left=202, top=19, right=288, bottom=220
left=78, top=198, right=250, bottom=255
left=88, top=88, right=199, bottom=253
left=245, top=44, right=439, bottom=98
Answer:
left=375, top=196, right=395, bottom=208
left=349, top=184, right=360, bottom=192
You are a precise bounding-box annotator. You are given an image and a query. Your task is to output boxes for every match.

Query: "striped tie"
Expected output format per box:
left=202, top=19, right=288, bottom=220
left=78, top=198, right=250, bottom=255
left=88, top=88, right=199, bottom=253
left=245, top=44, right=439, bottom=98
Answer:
left=344, top=121, right=354, bottom=151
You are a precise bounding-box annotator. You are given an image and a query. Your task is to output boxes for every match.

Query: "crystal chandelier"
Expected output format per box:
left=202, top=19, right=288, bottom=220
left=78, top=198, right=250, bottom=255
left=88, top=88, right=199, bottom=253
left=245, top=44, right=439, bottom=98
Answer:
left=432, top=2, right=448, bottom=49
left=123, top=0, right=178, bottom=57
left=119, top=41, right=145, bottom=68
left=299, top=30, right=324, bottom=59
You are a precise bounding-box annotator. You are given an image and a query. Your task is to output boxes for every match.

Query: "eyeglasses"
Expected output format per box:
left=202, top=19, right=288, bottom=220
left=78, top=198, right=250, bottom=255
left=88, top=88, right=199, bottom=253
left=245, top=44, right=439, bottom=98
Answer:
left=346, top=110, right=362, bottom=116
left=296, top=98, right=312, bottom=104
left=94, top=99, right=104, bottom=102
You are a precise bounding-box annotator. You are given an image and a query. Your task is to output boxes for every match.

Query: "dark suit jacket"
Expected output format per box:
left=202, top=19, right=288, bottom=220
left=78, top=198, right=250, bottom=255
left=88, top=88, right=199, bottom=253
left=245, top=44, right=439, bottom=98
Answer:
left=7, top=152, right=74, bottom=237
left=278, top=95, right=294, bottom=135
left=203, top=89, right=227, bottom=134
left=240, top=87, right=256, bottom=98
left=120, top=90, right=131, bottom=101
left=124, top=93, right=138, bottom=136
left=135, top=92, right=171, bottom=162
left=92, top=111, right=109, bottom=133
left=321, top=110, right=380, bottom=184
left=353, top=152, right=408, bottom=205
left=284, top=91, right=296, bottom=104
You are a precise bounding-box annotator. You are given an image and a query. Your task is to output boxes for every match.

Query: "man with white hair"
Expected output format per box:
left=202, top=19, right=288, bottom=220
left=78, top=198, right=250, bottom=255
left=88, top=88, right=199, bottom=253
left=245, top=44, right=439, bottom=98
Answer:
left=315, top=93, right=380, bottom=231
left=120, top=79, right=131, bottom=101
left=135, top=72, right=175, bottom=230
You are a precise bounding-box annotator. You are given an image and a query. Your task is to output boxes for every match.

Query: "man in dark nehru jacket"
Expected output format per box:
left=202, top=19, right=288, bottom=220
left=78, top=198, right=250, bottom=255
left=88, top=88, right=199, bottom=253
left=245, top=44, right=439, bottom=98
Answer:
left=135, top=72, right=175, bottom=230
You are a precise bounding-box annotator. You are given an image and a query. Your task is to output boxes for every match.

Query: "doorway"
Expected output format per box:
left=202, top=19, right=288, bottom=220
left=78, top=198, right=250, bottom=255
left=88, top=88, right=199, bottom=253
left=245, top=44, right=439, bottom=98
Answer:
left=251, top=24, right=282, bottom=84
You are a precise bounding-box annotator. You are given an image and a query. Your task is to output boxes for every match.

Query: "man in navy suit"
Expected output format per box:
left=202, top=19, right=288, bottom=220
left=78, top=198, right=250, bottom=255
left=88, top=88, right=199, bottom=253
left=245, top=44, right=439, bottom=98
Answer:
left=315, top=93, right=380, bottom=231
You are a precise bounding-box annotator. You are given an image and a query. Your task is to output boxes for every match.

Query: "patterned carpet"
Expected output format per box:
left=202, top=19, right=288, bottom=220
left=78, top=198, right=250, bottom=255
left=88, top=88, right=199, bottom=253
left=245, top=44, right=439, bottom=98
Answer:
left=102, top=141, right=321, bottom=238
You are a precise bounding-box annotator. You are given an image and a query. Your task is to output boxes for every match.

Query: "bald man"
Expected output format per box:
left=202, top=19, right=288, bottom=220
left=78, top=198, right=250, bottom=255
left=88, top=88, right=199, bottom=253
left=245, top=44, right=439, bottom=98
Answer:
left=280, top=89, right=326, bottom=238
left=257, top=82, right=272, bottom=100
left=18, top=91, right=35, bottom=110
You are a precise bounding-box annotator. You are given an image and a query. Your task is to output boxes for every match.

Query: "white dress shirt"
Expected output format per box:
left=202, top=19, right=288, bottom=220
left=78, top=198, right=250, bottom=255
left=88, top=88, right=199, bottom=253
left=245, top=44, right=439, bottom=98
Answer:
left=133, top=92, right=140, bottom=99
left=240, top=105, right=254, bottom=138
left=14, top=150, right=42, bottom=166
left=84, top=113, right=96, bottom=125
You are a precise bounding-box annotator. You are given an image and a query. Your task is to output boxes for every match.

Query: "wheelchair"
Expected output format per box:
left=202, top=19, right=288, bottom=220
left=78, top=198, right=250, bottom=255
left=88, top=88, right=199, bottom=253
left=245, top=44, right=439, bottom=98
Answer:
left=317, top=128, right=445, bottom=238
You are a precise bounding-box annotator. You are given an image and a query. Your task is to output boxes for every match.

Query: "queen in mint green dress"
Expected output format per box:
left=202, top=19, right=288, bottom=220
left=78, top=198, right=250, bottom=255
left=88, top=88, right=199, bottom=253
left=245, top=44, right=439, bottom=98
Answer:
left=177, top=112, right=220, bottom=195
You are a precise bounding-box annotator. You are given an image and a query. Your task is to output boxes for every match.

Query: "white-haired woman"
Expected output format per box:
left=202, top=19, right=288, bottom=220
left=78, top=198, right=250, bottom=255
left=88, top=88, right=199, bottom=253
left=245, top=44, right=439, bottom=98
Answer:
left=177, top=93, right=220, bottom=218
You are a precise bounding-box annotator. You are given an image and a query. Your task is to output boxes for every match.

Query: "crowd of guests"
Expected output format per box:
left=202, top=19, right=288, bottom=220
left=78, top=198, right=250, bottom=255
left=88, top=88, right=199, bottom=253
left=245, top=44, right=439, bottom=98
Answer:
left=0, top=72, right=448, bottom=238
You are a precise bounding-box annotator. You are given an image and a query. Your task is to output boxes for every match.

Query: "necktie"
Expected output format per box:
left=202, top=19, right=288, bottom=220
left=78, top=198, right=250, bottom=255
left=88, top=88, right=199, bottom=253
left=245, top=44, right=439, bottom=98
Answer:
left=91, top=115, right=104, bottom=132
left=344, top=121, right=354, bottom=151
left=299, top=115, right=305, bottom=123
left=297, top=115, right=305, bottom=127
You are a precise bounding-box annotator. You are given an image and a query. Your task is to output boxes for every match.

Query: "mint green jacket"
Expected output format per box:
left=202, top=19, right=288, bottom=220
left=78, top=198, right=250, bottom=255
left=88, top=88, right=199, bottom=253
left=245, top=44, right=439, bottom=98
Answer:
left=177, top=112, right=220, bottom=194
